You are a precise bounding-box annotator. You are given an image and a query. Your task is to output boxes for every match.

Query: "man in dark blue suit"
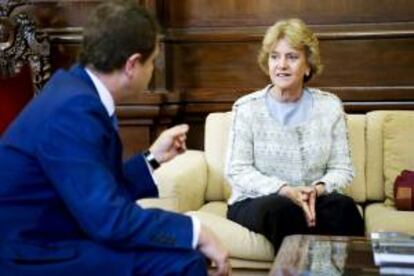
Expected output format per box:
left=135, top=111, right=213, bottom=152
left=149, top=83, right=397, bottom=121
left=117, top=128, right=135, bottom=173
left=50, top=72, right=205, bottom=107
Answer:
left=0, top=1, right=230, bottom=275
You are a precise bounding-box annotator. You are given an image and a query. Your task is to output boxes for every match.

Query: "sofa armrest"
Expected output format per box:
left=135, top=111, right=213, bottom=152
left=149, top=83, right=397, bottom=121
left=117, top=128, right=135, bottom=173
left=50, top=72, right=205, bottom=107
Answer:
left=153, top=150, right=208, bottom=212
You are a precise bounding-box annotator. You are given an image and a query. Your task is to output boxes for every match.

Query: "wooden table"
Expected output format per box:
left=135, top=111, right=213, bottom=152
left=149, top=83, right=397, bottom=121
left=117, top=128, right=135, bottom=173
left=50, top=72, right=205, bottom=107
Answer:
left=270, top=235, right=379, bottom=275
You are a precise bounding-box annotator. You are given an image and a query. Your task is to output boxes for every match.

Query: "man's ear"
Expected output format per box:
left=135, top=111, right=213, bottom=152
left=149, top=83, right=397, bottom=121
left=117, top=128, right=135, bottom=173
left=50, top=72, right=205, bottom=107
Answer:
left=124, top=53, right=142, bottom=78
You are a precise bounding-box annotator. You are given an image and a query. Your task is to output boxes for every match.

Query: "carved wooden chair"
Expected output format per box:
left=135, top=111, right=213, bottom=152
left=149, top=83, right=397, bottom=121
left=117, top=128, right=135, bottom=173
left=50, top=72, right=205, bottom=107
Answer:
left=0, top=0, right=50, bottom=134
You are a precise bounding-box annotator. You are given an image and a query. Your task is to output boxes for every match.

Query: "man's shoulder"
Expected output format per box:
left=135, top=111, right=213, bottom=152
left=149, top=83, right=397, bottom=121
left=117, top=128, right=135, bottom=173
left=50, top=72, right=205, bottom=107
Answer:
left=38, top=66, right=103, bottom=116
left=43, top=65, right=94, bottom=96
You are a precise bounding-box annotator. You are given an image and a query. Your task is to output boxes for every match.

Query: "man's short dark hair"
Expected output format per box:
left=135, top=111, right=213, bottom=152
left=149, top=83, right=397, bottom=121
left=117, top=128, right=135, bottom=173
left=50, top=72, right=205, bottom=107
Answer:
left=79, top=0, right=159, bottom=73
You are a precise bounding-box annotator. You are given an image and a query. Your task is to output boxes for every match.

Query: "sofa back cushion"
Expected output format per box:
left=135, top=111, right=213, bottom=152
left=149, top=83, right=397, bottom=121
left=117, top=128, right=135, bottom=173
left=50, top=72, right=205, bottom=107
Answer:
left=204, top=112, right=367, bottom=203
left=366, top=111, right=414, bottom=202
left=346, top=115, right=367, bottom=203
left=366, top=111, right=388, bottom=200
left=205, top=112, right=232, bottom=201
left=382, top=112, right=414, bottom=205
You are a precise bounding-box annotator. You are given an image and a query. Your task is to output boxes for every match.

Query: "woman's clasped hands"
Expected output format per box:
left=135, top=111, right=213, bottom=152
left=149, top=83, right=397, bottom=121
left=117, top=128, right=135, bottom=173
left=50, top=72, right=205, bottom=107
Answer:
left=279, top=184, right=325, bottom=227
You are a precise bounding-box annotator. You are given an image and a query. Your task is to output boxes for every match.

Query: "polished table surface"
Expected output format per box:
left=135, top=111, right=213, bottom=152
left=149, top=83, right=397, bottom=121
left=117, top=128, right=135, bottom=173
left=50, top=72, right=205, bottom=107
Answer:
left=270, top=234, right=379, bottom=275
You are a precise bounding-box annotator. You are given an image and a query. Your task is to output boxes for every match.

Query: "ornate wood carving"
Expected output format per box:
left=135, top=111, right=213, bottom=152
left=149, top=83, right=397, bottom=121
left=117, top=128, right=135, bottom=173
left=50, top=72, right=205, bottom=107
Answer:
left=0, top=0, right=50, bottom=93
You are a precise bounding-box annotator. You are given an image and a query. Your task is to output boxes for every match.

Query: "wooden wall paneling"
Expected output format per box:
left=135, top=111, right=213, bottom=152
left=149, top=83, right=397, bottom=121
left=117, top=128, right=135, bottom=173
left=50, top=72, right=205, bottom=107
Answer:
left=163, top=0, right=414, bottom=28
left=167, top=32, right=414, bottom=114
left=117, top=91, right=182, bottom=157
left=313, top=38, right=414, bottom=87
left=19, top=1, right=102, bottom=29
left=169, top=41, right=267, bottom=93
left=119, top=125, right=151, bottom=160
left=151, top=39, right=169, bottom=92
left=150, top=92, right=182, bottom=140
left=183, top=117, right=205, bottom=150
left=47, top=29, right=82, bottom=71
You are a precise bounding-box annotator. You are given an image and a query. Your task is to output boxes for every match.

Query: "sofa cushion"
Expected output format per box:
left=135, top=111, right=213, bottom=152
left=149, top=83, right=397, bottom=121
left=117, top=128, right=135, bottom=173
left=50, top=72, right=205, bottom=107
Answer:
left=137, top=197, right=178, bottom=211
left=154, top=150, right=208, bottom=212
left=205, top=113, right=232, bottom=202
left=383, top=113, right=414, bottom=205
left=198, top=201, right=227, bottom=217
left=345, top=115, right=366, bottom=203
left=366, top=111, right=388, bottom=201
left=365, top=203, right=414, bottom=235
left=187, top=202, right=274, bottom=261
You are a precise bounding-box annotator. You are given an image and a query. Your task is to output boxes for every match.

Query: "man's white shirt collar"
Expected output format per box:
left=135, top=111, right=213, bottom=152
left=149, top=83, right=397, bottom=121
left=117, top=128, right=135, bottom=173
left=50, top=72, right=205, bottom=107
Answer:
left=85, top=68, right=115, bottom=117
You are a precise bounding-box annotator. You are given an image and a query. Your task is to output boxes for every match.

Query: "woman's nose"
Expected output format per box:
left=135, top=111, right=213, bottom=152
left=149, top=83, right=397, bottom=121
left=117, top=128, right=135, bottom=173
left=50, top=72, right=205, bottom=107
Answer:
left=276, top=57, right=287, bottom=69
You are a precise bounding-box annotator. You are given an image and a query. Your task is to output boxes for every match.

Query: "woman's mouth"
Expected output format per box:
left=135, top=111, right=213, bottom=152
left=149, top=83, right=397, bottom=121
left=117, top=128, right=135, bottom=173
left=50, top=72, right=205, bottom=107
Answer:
left=275, top=73, right=291, bottom=78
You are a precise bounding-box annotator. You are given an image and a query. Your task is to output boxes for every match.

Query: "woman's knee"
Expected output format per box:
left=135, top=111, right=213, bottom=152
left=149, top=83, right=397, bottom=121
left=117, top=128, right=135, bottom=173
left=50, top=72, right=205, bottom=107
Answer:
left=321, top=193, right=356, bottom=210
left=335, top=194, right=359, bottom=212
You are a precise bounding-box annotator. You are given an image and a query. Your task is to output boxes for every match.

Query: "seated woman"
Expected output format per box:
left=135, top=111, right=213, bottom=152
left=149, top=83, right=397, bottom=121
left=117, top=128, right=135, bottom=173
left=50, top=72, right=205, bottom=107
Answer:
left=225, top=18, right=364, bottom=253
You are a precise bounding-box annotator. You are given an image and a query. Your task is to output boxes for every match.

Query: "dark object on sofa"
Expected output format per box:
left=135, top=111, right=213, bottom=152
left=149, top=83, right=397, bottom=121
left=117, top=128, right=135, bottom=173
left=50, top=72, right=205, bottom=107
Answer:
left=394, top=170, right=414, bottom=211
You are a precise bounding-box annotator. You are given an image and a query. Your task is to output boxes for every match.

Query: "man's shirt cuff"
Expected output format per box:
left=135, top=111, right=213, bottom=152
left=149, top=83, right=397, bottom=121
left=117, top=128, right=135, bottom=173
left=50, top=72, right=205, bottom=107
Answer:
left=191, top=216, right=201, bottom=249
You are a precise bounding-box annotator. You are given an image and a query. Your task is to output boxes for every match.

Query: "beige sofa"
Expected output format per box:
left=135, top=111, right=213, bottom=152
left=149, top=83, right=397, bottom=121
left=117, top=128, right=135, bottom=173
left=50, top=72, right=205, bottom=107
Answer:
left=147, top=110, right=414, bottom=274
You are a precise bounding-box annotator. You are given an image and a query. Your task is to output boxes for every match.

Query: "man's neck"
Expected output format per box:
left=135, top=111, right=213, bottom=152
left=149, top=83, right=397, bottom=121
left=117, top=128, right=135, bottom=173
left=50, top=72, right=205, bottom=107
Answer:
left=86, top=66, right=123, bottom=103
left=85, top=67, right=117, bottom=116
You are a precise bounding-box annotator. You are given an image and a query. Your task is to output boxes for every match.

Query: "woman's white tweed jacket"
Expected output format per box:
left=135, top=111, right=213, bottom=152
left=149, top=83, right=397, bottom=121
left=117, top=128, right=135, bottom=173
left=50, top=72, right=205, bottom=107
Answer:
left=225, top=86, right=354, bottom=205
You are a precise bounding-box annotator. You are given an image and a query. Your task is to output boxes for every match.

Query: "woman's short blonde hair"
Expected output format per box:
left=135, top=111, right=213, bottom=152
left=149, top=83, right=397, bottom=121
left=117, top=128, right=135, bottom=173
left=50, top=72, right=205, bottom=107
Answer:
left=257, top=18, right=322, bottom=83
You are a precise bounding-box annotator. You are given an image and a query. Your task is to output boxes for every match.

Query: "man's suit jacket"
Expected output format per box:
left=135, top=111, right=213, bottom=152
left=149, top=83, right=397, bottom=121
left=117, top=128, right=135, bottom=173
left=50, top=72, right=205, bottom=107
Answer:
left=0, top=65, right=193, bottom=274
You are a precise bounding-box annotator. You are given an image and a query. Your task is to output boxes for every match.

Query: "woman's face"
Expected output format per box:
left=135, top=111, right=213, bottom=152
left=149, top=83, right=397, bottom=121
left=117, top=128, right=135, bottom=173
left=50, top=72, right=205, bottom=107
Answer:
left=268, top=38, right=310, bottom=92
